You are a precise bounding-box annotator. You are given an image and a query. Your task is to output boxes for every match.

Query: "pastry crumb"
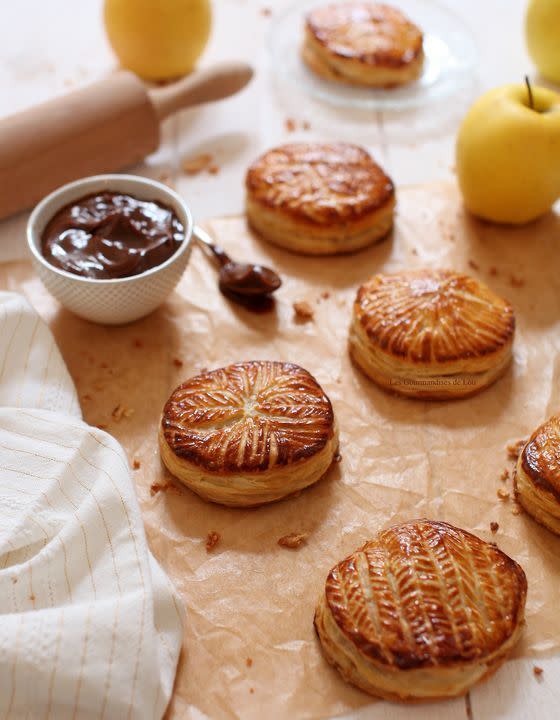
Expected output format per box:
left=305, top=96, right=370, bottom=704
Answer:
left=246, top=658, right=253, bottom=668
left=278, top=532, right=308, bottom=549
left=11, top=577, right=17, bottom=584
left=533, top=666, right=544, bottom=677
left=173, top=358, right=184, bottom=368
left=334, top=452, right=342, bottom=463
left=490, top=521, right=499, bottom=534
left=29, top=594, right=36, bottom=602
left=132, top=459, right=141, bottom=470
left=320, top=291, right=330, bottom=300
left=150, top=482, right=169, bottom=496
left=500, top=469, right=510, bottom=482
left=302, top=121, right=311, bottom=131
left=182, top=153, right=214, bottom=175
left=249, top=688, right=255, bottom=694
left=260, top=7, right=271, bottom=17
left=285, top=117, right=296, bottom=133
left=206, top=531, right=221, bottom=552
left=208, top=164, right=220, bottom=175
left=497, top=488, right=510, bottom=501
left=510, top=275, right=525, bottom=288
left=293, top=300, right=314, bottom=322
left=111, top=404, right=134, bottom=422
left=158, top=171, right=174, bottom=187
left=507, top=440, right=526, bottom=460
left=411, top=248, right=418, bottom=256
left=511, top=505, right=521, bottom=516
left=468, top=260, right=480, bottom=271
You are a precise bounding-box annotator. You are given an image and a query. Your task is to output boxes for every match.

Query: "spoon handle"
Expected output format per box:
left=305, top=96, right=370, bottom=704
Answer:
left=193, top=225, right=231, bottom=267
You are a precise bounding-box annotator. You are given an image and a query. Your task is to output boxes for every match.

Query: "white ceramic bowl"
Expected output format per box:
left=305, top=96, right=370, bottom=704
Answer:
left=27, top=174, right=193, bottom=325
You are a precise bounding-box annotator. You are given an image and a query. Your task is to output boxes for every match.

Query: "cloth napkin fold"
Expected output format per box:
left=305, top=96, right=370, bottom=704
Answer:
left=0, top=292, right=184, bottom=719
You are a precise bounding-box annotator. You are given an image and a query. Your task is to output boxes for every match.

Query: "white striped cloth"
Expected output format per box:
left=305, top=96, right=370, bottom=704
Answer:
left=0, top=292, right=184, bottom=719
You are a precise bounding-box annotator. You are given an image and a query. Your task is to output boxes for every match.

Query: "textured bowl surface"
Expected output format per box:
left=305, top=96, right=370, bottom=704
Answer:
left=27, top=174, right=193, bottom=325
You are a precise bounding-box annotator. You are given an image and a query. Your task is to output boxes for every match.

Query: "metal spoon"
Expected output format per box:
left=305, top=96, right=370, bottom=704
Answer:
left=193, top=225, right=281, bottom=311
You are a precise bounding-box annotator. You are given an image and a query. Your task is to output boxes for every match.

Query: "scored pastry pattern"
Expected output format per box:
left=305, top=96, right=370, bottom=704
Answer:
left=306, top=3, right=423, bottom=67
left=162, top=361, right=335, bottom=473
left=246, top=143, right=394, bottom=223
left=324, top=520, right=526, bottom=668
left=355, top=269, right=515, bottom=363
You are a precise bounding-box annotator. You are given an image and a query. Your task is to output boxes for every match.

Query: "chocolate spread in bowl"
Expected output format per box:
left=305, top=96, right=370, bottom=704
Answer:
left=41, top=192, right=185, bottom=279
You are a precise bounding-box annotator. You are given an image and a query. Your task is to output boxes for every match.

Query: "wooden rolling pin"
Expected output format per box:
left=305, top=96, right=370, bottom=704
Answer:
left=0, top=61, right=253, bottom=220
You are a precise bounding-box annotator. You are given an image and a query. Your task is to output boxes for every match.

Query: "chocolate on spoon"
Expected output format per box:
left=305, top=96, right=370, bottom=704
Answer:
left=193, top=226, right=281, bottom=311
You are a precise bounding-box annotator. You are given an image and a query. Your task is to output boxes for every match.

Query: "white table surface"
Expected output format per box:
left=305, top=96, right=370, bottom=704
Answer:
left=1, top=1, right=558, bottom=718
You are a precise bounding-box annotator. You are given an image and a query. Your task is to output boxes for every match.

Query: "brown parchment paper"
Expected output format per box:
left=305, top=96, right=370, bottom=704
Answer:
left=2, top=182, right=560, bottom=719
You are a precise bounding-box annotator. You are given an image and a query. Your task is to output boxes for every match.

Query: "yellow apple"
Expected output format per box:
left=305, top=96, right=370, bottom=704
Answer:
left=526, top=0, right=560, bottom=84
left=455, top=83, right=560, bottom=224
left=104, top=0, right=212, bottom=81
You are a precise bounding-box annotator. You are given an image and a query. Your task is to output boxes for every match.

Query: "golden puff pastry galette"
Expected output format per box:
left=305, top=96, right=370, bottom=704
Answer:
left=314, top=519, right=527, bottom=702
left=302, top=2, right=424, bottom=88
left=515, top=414, right=560, bottom=535
left=245, top=142, right=395, bottom=255
left=349, top=269, right=515, bottom=399
left=159, top=361, right=338, bottom=507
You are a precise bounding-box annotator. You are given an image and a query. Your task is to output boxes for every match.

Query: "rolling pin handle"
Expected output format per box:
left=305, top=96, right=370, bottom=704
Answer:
left=148, top=61, right=254, bottom=120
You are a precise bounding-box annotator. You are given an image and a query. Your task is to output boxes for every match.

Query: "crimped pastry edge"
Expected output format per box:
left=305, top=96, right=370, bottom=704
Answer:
left=158, top=423, right=339, bottom=507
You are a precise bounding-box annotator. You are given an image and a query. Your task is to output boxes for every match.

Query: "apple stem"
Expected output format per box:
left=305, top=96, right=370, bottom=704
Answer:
left=525, top=75, right=534, bottom=110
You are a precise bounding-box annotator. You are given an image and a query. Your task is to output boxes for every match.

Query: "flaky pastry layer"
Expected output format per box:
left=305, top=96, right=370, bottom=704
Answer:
left=302, top=34, right=424, bottom=88
left=159, top=361, right=338, bottom=507
left=349, top=269, right=515, bottom=399
left=515, top=416, right=560, bottom=535
left=314, top=594, right=523, bottom=702
left=303, top=2, right=424, bottom=88
left=314, top=519, right=527, bottom=701
left=246, top=194, right=394, bottom=255
left=159, top=424, right=338, bottom=507
left=349, top=317, right=512, bottom=400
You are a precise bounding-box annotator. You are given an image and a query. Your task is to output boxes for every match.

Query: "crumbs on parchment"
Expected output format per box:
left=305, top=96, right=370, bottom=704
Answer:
left=507, top=440, right=526, bottom=460
left=533, top=666, right=544, bottom=678
left=246, top=658, right=253, bottom=668
left=490, top=521, right=499, bottom=534
left=150, top=482, right=170, bottom=497
left=181, top=153, right=214, bottom=176
left=285, top=117, right=296, bottom=133
left=500, top=469, right=510, bottom=482
left=293, top=300, right=314, bottom=322
left=132, top=459, right=141, bottom=470
left=206, top=531, right=221, bottom=552
left=111, top=404, right=134, bottom=422
left=497, top=488, right=510, bottom=501
left=277, top=533, right=308, bottom=549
